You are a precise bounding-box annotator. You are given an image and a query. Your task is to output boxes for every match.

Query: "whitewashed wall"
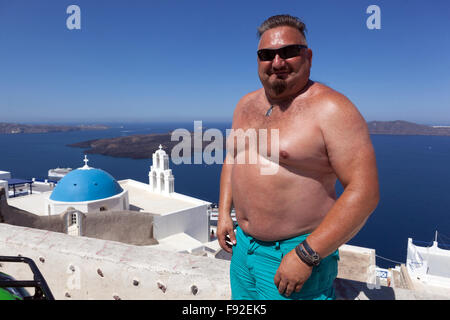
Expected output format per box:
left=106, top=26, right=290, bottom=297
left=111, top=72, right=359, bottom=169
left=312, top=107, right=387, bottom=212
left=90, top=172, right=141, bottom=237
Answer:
left=153, top=204, right=210, bottom=243
left=45, top=191, right=128, bottom=215
left=0, top=224, right=231, bottom=300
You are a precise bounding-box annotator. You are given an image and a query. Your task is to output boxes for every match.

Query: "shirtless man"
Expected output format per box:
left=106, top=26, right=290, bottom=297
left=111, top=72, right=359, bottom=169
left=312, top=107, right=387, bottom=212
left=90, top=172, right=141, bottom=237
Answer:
left=217, top=15, right=379, bottom=300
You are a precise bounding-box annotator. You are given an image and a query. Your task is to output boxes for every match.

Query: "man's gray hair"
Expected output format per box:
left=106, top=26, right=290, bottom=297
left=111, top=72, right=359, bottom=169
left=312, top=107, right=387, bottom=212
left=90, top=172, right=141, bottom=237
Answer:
left=257, top=14, right=307, bottom=39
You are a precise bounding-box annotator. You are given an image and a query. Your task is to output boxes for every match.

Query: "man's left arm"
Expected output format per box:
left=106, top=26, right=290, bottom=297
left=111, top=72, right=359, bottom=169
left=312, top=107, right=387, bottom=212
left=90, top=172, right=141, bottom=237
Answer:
left=306, top=94, right=379, bottom=258
left=274, top=94, right=380, bottom=296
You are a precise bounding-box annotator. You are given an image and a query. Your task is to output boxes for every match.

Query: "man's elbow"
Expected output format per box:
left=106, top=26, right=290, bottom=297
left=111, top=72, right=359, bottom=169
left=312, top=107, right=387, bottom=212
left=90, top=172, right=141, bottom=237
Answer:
left=368, top=188, right=380, bottom=213
left=347, top=181, right=380, bottom=214
left=361, top=183, right=380, bottom=214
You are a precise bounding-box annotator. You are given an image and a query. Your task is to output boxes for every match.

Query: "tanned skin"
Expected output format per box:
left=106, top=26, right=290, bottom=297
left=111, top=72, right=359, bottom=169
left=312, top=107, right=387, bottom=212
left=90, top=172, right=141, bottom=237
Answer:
left=218, top=26, right=379, bottom=297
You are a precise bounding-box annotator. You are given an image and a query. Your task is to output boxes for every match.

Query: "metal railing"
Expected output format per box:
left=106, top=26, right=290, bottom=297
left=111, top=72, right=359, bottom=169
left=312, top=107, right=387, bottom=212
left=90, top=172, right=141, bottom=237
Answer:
left=0, top=256, right=54, bottom=300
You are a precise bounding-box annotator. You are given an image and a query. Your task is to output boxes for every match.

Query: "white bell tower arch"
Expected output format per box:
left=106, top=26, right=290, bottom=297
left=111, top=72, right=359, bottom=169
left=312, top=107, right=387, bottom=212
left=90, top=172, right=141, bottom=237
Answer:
left=149, top=145, right=174, bottom=194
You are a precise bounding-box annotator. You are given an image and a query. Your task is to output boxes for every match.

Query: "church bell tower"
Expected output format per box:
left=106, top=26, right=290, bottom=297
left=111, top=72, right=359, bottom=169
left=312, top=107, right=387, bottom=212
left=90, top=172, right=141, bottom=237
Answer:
left=149, top=145, right=174, bottom=194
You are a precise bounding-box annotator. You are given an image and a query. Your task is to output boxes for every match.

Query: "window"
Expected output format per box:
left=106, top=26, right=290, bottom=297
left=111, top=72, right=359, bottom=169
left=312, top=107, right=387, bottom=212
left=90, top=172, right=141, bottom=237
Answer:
left=152, top=172, right=157, bottom=191
left=71, top=213, right=77, bottom=225
left=156, top=154, right=160, bottom=169
left=160, top=173, right=165, bottom=191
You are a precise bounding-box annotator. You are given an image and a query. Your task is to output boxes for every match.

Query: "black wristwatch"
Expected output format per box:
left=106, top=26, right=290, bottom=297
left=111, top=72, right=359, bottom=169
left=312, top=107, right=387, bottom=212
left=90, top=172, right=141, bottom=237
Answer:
left=295, top=240, right=321, bottom=267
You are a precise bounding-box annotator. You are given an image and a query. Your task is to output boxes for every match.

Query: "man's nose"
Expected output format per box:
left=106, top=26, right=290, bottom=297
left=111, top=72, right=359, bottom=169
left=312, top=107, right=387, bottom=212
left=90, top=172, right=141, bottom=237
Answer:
left=272, top=54, right=286, bottom=69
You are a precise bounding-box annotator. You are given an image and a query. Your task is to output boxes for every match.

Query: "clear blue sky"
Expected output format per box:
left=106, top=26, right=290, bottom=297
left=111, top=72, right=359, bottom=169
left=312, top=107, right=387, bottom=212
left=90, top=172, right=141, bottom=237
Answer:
left=0, top=0, right=449, bottom=124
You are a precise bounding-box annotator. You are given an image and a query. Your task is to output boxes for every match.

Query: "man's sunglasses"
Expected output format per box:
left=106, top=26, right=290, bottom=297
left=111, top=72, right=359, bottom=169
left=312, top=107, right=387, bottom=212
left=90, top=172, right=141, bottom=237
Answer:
left=257, top=44, right=308, bottom=61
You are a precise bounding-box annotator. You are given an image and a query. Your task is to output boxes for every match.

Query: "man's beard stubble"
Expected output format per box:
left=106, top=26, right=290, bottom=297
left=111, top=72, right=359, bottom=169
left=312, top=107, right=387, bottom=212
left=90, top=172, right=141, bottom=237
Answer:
left=270, top=78, right=287, bottom=95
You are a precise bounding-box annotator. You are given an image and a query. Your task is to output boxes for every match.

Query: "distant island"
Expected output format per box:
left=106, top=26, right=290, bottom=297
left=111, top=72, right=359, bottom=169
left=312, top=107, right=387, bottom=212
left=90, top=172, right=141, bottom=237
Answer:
left=68, top=120, right=450, bottom=159
left=68, top=132, right=226, bottom=159
left=0, top=123, right=109, bottom=134
left=367, top=120, right=450, bottom=136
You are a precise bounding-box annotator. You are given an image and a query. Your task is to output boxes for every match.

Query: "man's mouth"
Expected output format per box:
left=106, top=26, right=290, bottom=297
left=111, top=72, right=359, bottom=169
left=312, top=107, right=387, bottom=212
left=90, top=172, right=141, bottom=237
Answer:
left=272, top=72, right=289, bottom=79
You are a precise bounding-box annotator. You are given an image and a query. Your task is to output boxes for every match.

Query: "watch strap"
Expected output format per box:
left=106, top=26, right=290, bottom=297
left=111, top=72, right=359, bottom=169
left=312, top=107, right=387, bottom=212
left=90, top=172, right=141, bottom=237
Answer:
left=295, top=243, right=315, bottom=267
left=302, top=239, right=318, bottom=257
left=295, top=240, right=321, bottom=267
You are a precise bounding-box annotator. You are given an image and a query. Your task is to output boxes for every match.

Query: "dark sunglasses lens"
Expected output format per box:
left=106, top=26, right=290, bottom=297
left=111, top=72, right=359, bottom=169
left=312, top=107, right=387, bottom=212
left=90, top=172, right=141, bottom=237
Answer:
left=258, top=49, right=275, bottom=61
left=280, top=45, right=302, bottom=59
left=258, top=45, right=305, bottom=61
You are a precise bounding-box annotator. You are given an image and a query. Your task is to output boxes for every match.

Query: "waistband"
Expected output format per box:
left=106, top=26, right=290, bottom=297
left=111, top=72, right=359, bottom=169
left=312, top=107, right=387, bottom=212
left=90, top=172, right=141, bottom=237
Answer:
left=236, top=225, right=310, bottom=248
left=235, top=225, right=340, bottom=259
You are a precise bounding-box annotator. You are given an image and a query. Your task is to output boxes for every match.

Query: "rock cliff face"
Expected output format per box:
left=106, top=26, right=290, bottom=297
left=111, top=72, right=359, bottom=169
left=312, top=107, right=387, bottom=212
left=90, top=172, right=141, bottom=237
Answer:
left=68, top=131, right=226, bottom=159
left=367, top=120, right=450, bottom=136
left=68, top=133, right=178, bottom=159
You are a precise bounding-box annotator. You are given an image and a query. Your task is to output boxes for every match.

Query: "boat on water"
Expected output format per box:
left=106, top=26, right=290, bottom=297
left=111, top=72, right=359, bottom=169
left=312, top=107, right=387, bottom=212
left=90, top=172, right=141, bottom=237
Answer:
left=48, top=168, right=72, bottom=181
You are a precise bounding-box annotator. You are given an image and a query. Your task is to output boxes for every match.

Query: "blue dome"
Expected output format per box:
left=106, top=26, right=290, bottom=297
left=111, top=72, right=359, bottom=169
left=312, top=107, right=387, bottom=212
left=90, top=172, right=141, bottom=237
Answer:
left=50, top=168, right=123, bottom=202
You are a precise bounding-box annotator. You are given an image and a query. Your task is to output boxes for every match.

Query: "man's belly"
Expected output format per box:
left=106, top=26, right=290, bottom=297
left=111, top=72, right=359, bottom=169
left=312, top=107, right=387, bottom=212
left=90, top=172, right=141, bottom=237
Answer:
left=231, top=162, right=336, bottom=241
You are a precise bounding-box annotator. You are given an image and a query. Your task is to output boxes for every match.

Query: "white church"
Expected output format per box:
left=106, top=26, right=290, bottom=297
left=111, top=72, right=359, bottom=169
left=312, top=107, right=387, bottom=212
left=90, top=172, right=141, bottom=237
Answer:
left=5, top=146, right=215, bottom=253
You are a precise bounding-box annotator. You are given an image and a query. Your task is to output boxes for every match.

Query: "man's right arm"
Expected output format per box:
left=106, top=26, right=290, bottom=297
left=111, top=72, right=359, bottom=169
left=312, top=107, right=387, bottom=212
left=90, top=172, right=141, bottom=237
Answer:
left=217, top=92, right=253, bottom=253
left=217, top=154, right=236, bottom=253
left=217, top=91, right=258, bottom=252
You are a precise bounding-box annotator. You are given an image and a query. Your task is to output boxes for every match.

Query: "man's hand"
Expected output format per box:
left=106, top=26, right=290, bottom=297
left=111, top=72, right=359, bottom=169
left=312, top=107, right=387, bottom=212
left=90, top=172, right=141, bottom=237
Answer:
left=274, top=249, right=313, bottom=297
left=217, top=215, right=236, bottom=254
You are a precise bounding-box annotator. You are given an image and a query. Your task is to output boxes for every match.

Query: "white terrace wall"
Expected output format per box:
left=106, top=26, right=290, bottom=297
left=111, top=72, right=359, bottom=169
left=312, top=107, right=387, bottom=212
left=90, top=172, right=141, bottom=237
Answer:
left=0, top=224, right=231, bottom=300
left=152, top=204, right=210, bottom=243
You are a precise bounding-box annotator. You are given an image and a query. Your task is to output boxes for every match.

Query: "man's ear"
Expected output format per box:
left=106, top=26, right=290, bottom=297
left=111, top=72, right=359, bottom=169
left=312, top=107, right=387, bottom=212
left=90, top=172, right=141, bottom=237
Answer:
left=307, top=48, right=313, bottom=66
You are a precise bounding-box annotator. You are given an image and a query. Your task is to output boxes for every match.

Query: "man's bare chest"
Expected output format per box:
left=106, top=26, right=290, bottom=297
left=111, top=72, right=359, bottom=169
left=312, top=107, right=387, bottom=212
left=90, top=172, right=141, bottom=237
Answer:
left=233, top=102, right=330, bottom=169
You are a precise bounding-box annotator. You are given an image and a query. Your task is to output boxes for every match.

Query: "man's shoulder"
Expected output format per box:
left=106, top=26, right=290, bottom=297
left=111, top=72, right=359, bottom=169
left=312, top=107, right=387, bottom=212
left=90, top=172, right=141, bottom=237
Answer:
left=310, top=82, right=359, bottom=119
left=310, top=82, right=350, bottom=104
left=308, top=82, right=367, bottom=136
left=238, top=89, right=263, bottom=106
left=232, top=89, right=263, bottom=118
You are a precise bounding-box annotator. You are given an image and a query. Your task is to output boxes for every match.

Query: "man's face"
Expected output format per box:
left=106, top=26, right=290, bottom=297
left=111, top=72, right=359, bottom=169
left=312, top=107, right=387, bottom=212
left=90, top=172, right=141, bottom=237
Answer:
left=257, top=26, right=312, bottom=100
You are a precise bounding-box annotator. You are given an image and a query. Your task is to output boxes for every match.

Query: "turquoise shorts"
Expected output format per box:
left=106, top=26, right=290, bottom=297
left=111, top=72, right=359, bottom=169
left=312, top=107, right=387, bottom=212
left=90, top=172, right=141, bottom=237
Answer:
left=230, top=225, right=339, bottom=300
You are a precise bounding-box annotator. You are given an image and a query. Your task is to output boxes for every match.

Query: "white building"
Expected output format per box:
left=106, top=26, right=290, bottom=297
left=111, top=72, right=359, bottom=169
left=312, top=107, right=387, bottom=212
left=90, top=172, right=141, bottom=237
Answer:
left=6, top=148, right=211, bottom=251
left=149, top=145, right=174, bottom=194
left=45, top=155, right=129, bottom=215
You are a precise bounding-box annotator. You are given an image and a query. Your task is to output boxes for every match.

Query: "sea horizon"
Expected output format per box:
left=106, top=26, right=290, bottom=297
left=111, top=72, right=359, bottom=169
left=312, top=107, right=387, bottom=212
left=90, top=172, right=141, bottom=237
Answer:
left=3, top=119, right=450, bottom=127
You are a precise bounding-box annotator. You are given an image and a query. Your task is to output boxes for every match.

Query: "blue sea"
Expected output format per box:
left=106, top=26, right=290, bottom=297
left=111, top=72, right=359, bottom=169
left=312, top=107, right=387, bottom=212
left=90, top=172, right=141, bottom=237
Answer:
left=1, top=122, right=450, bottom=269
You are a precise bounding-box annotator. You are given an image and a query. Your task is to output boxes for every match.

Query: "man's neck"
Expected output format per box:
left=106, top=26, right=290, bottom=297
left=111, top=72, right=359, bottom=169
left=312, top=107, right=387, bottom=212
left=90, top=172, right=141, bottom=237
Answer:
left=266, top=79, right=314, bottom=107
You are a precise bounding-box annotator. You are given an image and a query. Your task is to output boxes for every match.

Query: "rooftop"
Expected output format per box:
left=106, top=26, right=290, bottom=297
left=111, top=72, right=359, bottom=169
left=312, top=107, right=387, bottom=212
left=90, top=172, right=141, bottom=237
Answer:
left=6, top=192, right=50, bottom=216
left=118, top=179, right=209, bottom=215
left=6, top=179, right=209, bottom=217
left=50, top=168, right=123, bottom=202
